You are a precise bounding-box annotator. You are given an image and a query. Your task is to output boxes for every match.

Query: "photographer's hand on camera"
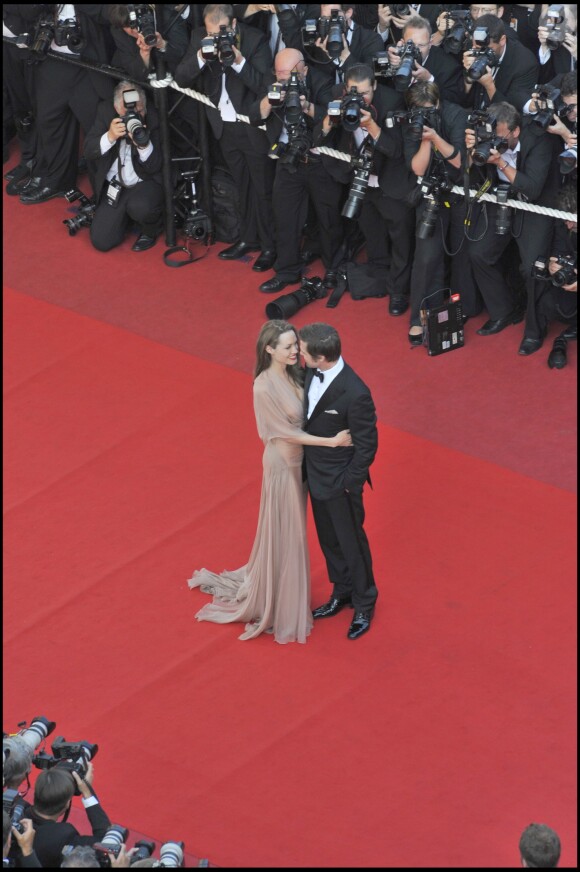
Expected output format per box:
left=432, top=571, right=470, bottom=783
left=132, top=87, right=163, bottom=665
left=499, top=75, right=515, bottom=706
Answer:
left=315, top=32, right=350, bottom=65
left=549, top=257, right=578, bottom=292
left=358, top=108, right=381, bottom=141
left=108, top=844, right=138, bottom=868
left=563, top=30, right=577, bottom=59
left=377, top=5, right=393, bottom=36
left=107, top=117, right=127, bottom=145
left=11, top=818, right=36, bottom=858
left=463, top=50, right=496, bottom=97
left=72, top=762, right=95, bottom=798
left=135, top=30, right=167, bottom=68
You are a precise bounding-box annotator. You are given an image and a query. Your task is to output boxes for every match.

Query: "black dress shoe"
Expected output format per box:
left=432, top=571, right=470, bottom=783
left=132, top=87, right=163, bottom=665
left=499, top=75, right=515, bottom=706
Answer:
left=408, top=330, right=423, bottom=346
left=301, top=249, right=319, bottom=265
left=324, top=270, right=338, bottom=288
left=4, top=161, right=32, bottom=183
left=347, top=612, right=372, bottom=640
left=547, top=337, right=568, bottom=369
left=476, top=308, right=524, bottom=336
left=561, top=324, right=577, bottom=340
left=17, top=175, right=41, bottom=194
left=252, top=249, right=277, bottom=272
left=131, top=233, right=157, bottom=252
left=312, top=596, right=353, bottom=619
left=259, top=276, right=299, bottom=294
left=6, top=173, right=32, bottom=196
left=218, top=241, right=260, bottom=260
left=19, top=184, right=63, bottom=204
left=518, top=336, right=544, bottom=356
left=389, top=295, right=409, bottom=316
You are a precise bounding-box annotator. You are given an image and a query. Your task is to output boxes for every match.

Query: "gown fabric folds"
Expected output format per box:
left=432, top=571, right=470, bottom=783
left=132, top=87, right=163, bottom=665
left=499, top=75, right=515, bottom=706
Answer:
left=188, top=368, right=313, bottom=644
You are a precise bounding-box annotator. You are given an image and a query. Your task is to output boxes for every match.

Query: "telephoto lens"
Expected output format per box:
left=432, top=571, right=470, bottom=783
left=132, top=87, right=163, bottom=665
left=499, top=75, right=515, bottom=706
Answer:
left=416, top=200, right=440, bottom=239
left=18, top=717, right=56, bottom=752
left=159, top=840, right=185, bottom=867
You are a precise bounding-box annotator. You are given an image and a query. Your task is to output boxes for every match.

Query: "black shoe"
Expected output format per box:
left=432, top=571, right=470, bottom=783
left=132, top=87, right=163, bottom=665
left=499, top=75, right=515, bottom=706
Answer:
left=547, top=337, right=568, bottom=369
left=17, top=175, right=41, bottom=194
left=259, top=276, right=299, bottom=294
left=218, top=241, right=260, bottom=260
left=408, top=330, right=423, bottom=346
left=312, top=596, right=353, bottom=619
left=131, top=233, right=157, bottom=252
left=6, top=173, right=32, bottom=196
left=301, top=249, right=319, bottom=265
left=324, top=270, right=338, bottom=288
left=4, top=161, right=32, bottom=183
left=518, top=336, right=544, bottom=356
left=347, top=612, right=372, bottom=640
left=389, top=295, right=409, bottom=316
left=561, top=324, right=577, bottom=341
left=20, top=184, right=63, bottom=204
left=462, top=315, right=470, bottom=325
left=252, top=249, right=277, bottom=272
left=476, top=308, right=524, bottom=336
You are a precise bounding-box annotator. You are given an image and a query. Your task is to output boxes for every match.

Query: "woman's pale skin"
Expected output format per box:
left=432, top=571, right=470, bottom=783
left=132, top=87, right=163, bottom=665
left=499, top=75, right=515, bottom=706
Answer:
left=265, top=330, right=353, bottom=448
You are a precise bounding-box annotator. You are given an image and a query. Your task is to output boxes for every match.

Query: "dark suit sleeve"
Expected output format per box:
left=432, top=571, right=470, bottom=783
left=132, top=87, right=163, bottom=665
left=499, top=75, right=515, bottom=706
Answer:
left=491, top=44, right=539, bottom=111
left=174, top=29, right=205, bottom=87
left=84, top=102, right=115, bottom=161
left=237, top=31, right=274, bottom=95
left=341, top=28, right=385, bottom=76
left=344, top=391, right=378, bottom=492
left=511, top=129, right=554, bottom=202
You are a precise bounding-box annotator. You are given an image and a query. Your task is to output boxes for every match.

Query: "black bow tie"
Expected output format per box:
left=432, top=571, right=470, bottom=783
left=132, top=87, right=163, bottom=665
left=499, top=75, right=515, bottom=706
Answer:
left=314, top=369, right=324, bottom=382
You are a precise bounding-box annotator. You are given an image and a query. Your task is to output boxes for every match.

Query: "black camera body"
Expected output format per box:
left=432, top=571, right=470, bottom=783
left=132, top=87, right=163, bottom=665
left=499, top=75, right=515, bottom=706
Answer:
left=467, top=110, right=509, bottom=166
left=303, top=9, right=346, bottom=58
left=118, top=89, right=150, bottom=148
left=201, top=24, right=236, bottom=66
left=92, top=824, right=130, bottom=867
left=126, top=3, right=157, bottom=46
left=441, top=8, right=474, bottom=55
left=532, top=83, right=570, bottom=129
left=541, top=4, right=568, bottom=51
left=385, top=106, right=438, bottom=141
left=3, top=789, right=26, bottom=835
left=28, top=16, right=56, bottom=59
left=173, top=166, right=212, bottom=243
left=372, top=51, right=396, bottom=81
left=532, top=253, right=577, bottom=286
left=389, top=4, right=411, bottom=16
left=417, top=165, right=454, bottom=239
left=342, top=139, right=375, bottom=220
left=465, top=28, right=498, bottom=83
left=559, top=139, right=577, bottom=175
left=391, top=39, right=423, bottom=91
left=63, top=189, right=96, bottom=236
left=328, top=87, right=369, bottom=133
left=54, top=18, right=86, bottom=53
left=33, top=736, right=98, bottom=794
left=494, top=183, right=511, bottom=235
left=265, top=277, right=327, bottom=320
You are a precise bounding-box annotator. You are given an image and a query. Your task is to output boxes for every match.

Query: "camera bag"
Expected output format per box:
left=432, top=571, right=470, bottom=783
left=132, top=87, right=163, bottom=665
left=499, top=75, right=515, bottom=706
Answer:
left=326, top=261, right=389, bottom=307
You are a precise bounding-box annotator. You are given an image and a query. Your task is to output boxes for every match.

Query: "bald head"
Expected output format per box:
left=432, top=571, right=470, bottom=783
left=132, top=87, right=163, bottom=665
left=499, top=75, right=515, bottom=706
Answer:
left=275, top=47, right=307, bottom=81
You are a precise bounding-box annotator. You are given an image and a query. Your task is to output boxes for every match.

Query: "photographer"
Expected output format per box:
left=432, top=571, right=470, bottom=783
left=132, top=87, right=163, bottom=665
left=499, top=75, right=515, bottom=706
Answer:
left=465, top=101, right=558, bottom=350
left=319, top=62, right=416, bottom=314
left=15, top=5, right=115, bottom=204
left=3, top=812, right=41, bottom=868
left=175, top=3, right=276, bottom=268
left=461, top=13, right=539, bottom=111
left=84, top=80, right=163, bottom=252
left=523, top=70, right=577, bottom=185
left=108, top=5, right=190, bottom=78
left=402, top=81, right=477, bottom=345
left=385, top=14, right=465, bottom=104
left=3, top=6, right=39, bottom=196
left=537, top=3, right=577, bottom=84
left=250, top=46, right=343, bottom=292
left=29, top=763, right=111, bottom=868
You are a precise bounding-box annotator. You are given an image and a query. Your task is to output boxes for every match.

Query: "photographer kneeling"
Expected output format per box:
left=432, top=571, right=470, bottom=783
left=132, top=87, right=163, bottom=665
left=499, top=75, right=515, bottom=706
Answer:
left=84, top=81, right=163, bottom=253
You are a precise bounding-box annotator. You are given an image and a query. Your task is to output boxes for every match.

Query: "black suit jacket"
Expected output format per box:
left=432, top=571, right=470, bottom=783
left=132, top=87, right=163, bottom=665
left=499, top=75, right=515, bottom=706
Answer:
left=84, top=100, right=163, bottom=202
left=248, top=67, right=334, bottom=146
left=424, top=44, right=465, bottom=105
left=110, top=5, right=190, bottom=79
left=303, top=362, right=377, bottom=500
left=30, top=803, right=110, bottom=869
left=403, top=99, right=468, bottom=186
left=537, top=44, right=577, bottom=85
left=174, top=20, right=272, bottom=144
left=465, top=36, right=539, bottom=112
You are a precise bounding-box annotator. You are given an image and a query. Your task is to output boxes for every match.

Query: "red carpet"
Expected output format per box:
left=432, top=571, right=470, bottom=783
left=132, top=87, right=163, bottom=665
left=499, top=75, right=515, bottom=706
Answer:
left=3, top=288, right=576, bottom=867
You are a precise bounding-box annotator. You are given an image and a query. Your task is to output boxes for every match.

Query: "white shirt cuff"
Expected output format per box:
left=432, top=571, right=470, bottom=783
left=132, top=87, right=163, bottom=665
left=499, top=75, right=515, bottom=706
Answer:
left=81, top=796, right=99, bottom=808
left=232, top=57, right=246, bottom=73
left=100, top=132, right=115, bottom=155
left=539, top=46, right=551, bottom=64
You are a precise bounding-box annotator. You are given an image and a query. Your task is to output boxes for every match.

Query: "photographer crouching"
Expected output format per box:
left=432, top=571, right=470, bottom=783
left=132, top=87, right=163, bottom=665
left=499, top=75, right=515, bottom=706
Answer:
left=84, top=81, right=163, bottom=253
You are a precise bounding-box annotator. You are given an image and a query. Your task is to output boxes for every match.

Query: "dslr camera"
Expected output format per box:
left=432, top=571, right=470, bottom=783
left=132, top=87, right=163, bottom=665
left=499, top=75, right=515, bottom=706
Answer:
left=540, top=4, right=568, bottom=51
left=532, top=254, right=577, bottom=286
left=532, top=83, right=569, bottom=129
left=174, top=165, right=212, bottom=242
left=303, top=9, right=346, bottom=59
left=126, top=3, right=157, bottom=47
left=559, top=141, right=577, bottom=175
left=417, top=164, right=454, bottom=239
left=33, top=735, right=98, bottom=793
left=2, top=790, right=27, bottom=836
left=54, top=17, right=85, bottom=53
left=63, top=189, right=96, bottom=236
left=327, top=87, right=370, bottom=133
left=27, top=15, right=56, bottom=59
left=465, top=27, right=498, bottom=82
left=118, top=89, right=150, bottom=148
left=390, top=39, right=424, bottom=91
left=440, top=8, right=474, bottom=55
left=268, top=71, right=307, bottom=127
left=266, top=276, right=327, bottom=319
left=389, top=4, right=412, bottom=16
left=385, top=106, right=438, bottom=141
left=342, top=139, right=375, bottom=220
left=467, top=110, right=509, bottom=166
left=201, top=23, right=236, bottom=66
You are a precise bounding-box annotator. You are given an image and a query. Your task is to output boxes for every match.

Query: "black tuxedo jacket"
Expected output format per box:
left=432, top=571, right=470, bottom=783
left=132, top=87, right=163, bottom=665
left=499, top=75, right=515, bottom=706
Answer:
left=424, top=44, right=465, bottom=105
left=464, top=37, right=539, bottom=112
left=30, top=803, right=110, bottom=868
left=84, top=100, right=163, bottom=202
left=248, top=67, right=335, bottom=145
left=303, top=363, right=377, bottom=500
left=537, top=44, right=577, bottom=85
left=174, top=20, right=272, bottom=144
left=110, top=6, right=190, bottom=79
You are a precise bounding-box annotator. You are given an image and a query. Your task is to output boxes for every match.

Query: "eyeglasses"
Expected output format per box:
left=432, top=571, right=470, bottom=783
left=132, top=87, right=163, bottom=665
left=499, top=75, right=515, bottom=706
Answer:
left=470, top=6, right=500, bottom=14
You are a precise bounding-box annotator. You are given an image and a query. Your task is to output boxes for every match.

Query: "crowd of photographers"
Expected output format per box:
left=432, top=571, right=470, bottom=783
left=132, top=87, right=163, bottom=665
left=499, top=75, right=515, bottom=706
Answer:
left=2, top=718, right=193, bottom=868
left=2, top=3, right=578, bottom=367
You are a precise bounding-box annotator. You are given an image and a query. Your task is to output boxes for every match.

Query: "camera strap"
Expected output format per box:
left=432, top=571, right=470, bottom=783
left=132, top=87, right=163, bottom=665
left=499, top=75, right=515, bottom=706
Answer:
left=163, top=239, right=210, bottom=267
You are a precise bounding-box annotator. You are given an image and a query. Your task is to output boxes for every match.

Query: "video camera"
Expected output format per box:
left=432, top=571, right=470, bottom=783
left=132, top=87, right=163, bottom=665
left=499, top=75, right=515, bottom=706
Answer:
left=63, top=189, right=96, bottom=236
left=540, top=4, right=568, bottom=51
left=532, top=83, right=570, bottom=129
left=126, top=4, right=157, bottom=47
left=342, top=139, right=375, bottom=220
left=440, top=8, right=474, bottom=55
left=327, top=87, right=371, bottom=133
left=467, top=110, right=509, bottom=166
left=118, top=88, right=150, bottom=147
left=201, top=23, right=236, bottom=66
left=385, top=106, right=438, bottom=141
left=532, top=254, right=577, bottom=286
left=302, top=9, right=347, bottom=59
left=268, top=71, right=307, bottom=127
left=465, top=27, right=498, bottom=82
left=266, top=277, right=327, bottom=320
left=33, top=735, right=98, bottom=793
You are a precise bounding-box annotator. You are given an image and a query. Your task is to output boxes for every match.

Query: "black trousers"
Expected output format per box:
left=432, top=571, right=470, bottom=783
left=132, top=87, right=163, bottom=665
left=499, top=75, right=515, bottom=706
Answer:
left=311, top=490, right=377, bottom=616
left=3, top=43, right=37, bottom=165
left=358, top=187, right=415, bottom=297
left=469, top=203, right=555, bottom=330
left=272, top=158, right=345, bottom=280
left=219, top=122, right=275, bottom=250
left=90, top=181, right=163, bottom=252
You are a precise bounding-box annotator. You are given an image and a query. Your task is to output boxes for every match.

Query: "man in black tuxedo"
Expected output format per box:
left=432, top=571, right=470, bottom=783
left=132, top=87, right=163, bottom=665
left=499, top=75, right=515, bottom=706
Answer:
left=537, top=3, right=577, bottom=84
left=175, top=3, right=276, bottom=270
left=299, top=322, right=378, bottom=640
left=84, top=80, right=163, bottom=252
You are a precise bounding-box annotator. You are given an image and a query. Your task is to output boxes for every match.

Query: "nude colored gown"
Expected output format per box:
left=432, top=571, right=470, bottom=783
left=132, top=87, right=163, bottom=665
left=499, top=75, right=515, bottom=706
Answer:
left=188, top=367, right=313, bottom=644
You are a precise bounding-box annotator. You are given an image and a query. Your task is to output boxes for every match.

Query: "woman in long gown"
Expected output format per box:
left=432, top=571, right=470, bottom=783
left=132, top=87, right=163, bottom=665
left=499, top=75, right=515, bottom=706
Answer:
left=188, top=320, right=352, bottom=644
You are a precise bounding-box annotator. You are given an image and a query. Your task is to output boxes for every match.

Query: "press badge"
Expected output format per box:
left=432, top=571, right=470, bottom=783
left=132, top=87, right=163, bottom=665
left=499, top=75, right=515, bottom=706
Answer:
left=106, top=178, right=122, bottom=207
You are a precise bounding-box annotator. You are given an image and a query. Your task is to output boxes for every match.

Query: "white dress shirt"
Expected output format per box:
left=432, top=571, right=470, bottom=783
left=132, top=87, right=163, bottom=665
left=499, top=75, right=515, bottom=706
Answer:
left=307, top=356, right=345, bottom=419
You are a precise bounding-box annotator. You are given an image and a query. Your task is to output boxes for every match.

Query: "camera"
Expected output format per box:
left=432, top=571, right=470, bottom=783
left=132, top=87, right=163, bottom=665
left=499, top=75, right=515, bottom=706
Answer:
left=2, top=789, right=27, bottom=835
left=342, top=139, right=375, bottom=220
left=278, top=71, right=307, bottom=127
left=63, top=189, right=96, bottom=236
left=494, top=183, right=511, bottom=235
left=327, top=87, right=369, bottom=133
left=33, top=735, right=99, bottom=794
left=389, top=4, right=411, bottom=16
left=465, top=27, right=498, bottom=82
left=54, top=18, right=86, bottom=53
left=302, top=10, right=346, bottom=58
left=8, top=716, right=56, bottom=752
left=118, top=89, right=150, bottom=148
left=159, top=841, right=185, bottom=867
left=440, top=8, right=474, bottom=55
left=532, top=254, right=577, bottom=285
left=28, top=16, right=56, bottom=59
left=532, top=83, right=568, bottom=129
left=391, top=39, right=423, bottom=91
left=385, top=106, right=438, bottom=141
left=467, top=110, right=509, bottom=166
left=559, top=142, right=577, bottom=175
left=540, top=4, right=568, bottom=51
left=265, top=276, right=327, bottom=319
left=93, top=824, right=129, bottom=867
left=372, top=51, right=395, bottom=81
left=174, top=167, right=212, bottom=242
left=277, top=116, right=312, bottom=172
left=201, top=23, right=236, bottom=66
left=126, top=4, right=157, bottom=47
left=416, top=167, right=453, bottom=239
